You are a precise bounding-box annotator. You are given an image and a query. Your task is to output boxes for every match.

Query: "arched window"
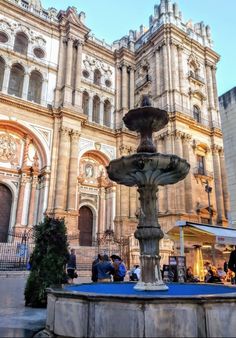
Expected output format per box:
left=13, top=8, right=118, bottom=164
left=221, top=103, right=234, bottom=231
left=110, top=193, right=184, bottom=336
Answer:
left=92, top=95, right=100, bottom=123
left=14, top=32, right=28, bottom=55
left=0, top=57, right=5, bottom=91
left=193, top=105, right=201, bottom=123
left=82, top=91, right=89, bottom=116
left=94, top=69, right=101, bottom=86
left=8, top=63, right=24, bottom=97
left=104, top=100, right=111, bottom=127
left=27, top=70, right=43, bottom=103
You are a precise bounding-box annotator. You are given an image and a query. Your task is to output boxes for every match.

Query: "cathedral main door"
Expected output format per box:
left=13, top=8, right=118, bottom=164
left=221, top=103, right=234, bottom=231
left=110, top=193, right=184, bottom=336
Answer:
left=78, top=206, right=93, bottom=246
left=0, top=184, right=12, bottom=242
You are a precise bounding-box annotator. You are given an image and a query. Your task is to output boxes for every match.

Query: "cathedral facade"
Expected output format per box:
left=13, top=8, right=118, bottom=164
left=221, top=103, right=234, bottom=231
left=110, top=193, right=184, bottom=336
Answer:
left=0, top=0, right=229, bottom=265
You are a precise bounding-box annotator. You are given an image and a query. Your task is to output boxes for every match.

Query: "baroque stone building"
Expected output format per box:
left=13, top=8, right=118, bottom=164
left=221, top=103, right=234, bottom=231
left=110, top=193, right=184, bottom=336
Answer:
left=0, top=0, right=230, bottom=265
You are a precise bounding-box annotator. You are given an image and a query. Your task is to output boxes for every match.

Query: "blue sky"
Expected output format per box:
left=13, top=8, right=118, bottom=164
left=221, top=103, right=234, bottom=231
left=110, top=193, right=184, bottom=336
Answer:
left=43, top=0, right=235, bottom=96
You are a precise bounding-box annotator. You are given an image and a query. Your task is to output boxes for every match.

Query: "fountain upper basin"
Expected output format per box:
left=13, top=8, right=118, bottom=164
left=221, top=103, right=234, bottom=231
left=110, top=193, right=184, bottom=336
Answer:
left=107, top=152, right=190, bottom=187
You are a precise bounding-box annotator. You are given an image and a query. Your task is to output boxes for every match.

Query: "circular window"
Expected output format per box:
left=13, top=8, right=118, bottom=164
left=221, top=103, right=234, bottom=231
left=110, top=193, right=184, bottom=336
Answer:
left=82, top=70, right=90, bottom=78
left=105, top=79, right=112, bottom=88
left=0, top=32, right=8, bottom=43
left=33, top=47, right=45, bottom=59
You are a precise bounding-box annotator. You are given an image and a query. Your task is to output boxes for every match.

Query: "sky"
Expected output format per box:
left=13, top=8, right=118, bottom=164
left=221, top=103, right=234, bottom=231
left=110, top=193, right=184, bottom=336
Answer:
left=43, top=0, right=236, bottom=96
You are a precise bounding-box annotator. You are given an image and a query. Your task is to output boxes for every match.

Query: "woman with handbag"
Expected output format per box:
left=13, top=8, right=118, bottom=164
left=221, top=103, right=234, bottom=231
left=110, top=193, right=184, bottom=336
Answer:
left=67, top=248, right=77, bottom=284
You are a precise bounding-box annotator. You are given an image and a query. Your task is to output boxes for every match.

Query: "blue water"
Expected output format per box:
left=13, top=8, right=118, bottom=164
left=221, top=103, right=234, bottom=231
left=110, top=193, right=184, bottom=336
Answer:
left=64, top=282, right=236, bottom=297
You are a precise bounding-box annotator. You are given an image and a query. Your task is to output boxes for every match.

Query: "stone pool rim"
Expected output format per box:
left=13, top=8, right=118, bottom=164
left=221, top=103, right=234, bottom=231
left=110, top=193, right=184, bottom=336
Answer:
left=47, top=282, right=236, bottom=301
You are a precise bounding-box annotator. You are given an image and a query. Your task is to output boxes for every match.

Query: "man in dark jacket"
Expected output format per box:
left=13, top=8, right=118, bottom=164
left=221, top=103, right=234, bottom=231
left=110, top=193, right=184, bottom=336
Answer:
left=67, top=248, right=77, bottom=283
left=91, top=254, right=102, bottom=282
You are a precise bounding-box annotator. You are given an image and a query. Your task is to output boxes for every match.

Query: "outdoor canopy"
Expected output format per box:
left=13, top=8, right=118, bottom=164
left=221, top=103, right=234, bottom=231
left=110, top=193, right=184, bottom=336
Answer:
left=167, top=221, right=236, bottom=250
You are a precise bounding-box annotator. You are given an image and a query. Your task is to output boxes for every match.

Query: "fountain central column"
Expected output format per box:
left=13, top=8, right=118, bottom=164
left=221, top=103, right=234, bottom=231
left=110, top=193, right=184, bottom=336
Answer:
left=134, top=184, right=167, bottom=290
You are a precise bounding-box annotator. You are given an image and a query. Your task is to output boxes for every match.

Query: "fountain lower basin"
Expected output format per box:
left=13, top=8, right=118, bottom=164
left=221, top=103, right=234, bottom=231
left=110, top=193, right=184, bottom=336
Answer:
left=46, top=283, right=236, bottom=338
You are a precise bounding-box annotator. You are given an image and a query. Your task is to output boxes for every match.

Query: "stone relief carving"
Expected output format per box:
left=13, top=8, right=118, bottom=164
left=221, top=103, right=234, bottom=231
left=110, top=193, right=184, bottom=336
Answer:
left=83, top=55, right=113, bottom=76
left=0, top=133, right=19, bottom=164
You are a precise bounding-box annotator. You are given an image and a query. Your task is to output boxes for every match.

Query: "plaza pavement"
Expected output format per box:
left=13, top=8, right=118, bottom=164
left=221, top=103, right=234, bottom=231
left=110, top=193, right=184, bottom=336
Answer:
left=0, top=271, right=91, bottom=337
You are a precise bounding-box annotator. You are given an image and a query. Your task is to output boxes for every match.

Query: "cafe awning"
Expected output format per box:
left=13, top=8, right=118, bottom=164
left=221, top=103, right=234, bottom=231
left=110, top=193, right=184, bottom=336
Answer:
left=167, top=221, right=236, bottom=245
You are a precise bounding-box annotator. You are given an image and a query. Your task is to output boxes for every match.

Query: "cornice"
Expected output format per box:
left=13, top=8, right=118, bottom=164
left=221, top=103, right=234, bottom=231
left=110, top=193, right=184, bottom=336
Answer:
left=0, top=93, right=53, bottom=118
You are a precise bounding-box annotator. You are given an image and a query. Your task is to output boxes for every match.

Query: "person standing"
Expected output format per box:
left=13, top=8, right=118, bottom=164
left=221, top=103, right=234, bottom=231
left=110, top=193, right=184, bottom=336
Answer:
left=91, top=254, right=102, bottom=282
left=111, top=255, right=127, bottom=282
left=97, top=255, right=114, bottom=282
left=67, top=248, right=77, bottom=284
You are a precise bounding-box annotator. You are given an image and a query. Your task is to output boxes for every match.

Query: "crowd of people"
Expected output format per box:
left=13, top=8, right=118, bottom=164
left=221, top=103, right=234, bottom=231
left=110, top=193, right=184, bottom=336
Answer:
left=65, top=245, right=236, bottom=285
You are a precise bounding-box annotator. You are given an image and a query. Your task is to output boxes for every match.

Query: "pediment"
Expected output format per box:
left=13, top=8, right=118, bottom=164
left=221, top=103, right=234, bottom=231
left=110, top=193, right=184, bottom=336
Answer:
left=58, top=7, right=82, bottom=27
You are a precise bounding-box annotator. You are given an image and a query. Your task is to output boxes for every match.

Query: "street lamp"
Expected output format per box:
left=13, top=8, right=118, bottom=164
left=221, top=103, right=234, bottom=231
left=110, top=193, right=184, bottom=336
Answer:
left=205, top=180, right=213, bottom=225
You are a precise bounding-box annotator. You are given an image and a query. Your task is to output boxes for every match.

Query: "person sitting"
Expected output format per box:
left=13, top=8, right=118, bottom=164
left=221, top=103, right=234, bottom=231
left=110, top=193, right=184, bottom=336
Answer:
left=206, top=266, right=222, bottom=284
left=129, top=265, right=140, bottom=281
left=96, top=255, right=114, bottom=282
left=186, top=267, right=199, bottom=283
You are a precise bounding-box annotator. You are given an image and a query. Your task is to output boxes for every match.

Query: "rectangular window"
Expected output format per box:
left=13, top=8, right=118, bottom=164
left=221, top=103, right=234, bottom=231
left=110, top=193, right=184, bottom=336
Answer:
left=197, top=155, right=205, bottom=175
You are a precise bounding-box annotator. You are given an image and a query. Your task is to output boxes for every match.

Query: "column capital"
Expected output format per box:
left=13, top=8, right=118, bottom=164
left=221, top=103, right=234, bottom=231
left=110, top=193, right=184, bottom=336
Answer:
left=182, top=133, right=192, bottom=143
left=74, top=39, right=84, bottom=48
left=174, top=130, right=183, bottom=140
left=70, top=130, right=81, bottom=140
left=211, top=144, right=220, bottom=154
left=59, top=126, right=70, bottom=136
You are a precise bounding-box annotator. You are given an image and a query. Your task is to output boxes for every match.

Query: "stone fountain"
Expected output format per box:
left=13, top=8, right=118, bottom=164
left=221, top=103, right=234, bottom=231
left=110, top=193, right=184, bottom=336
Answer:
left=45, top=98, right=236, bottom=338
left=107, top=96, right=190, bottom=290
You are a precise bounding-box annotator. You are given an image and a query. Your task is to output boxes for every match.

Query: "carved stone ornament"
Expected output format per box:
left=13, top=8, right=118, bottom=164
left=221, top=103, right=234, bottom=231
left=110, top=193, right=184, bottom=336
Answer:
left=0, top=133, right=17, bottom=163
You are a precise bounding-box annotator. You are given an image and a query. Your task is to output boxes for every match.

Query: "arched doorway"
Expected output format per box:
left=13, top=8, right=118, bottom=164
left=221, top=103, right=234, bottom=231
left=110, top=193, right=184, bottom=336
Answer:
left=79, top=206, right=93, bottom=246
left=0, top=184, right=12, bottom=242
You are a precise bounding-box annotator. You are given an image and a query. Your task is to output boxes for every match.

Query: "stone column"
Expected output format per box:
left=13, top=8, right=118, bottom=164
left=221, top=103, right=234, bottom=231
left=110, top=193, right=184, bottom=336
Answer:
left=28, top=171, right=39, bottom=226
left=115, top=64, right=121, bottom=111
left=177, top=45, right=184, bottom=93
left=211, top=66, right=219, bottom=110
left=16, top=173, right=28, bottom=225
left=54, top=127, right=71, bottom=211
left=219, top=149, right=230, bottom=220
left=74, top=40, right=83, bottom=108
left=129, top=66, right=135, bottom=109
left=67, top=130, right=80, bottom=211
left=47, top=117, right=60, bottom=213
left=174, top=131, right=185, bottom=212
left=156, top=136, right=166, bottom=213
left=98, top=187, right=106, bottom=234
left=165, top=133, right=175, bottom=212
left=121, top=63, right=128, bottom=110
left=64, top=36, right=74, bottom=105
left=212, top=145, right=225, bottom=223
left=55, top=35, right=66, bottom=107
left=88, top=94, right=93, bottom=122
left=41, top=78, right=48, bottom=106
left=99, top=99, right=104, bottom=125
left=2, top=64, right=11, bottom=93
left=182, top=134, right=193, bottom=213
left=171, top=42, right=177, bottom=91
left=130, top=187, right=137, bottom=218
left=162, top=42, right=169, bottom=93
left=155, top=48, right=161, bottom=97
left=206, top=63, right=214, bottom=110
left=111, top=185, right=116, bottom=230
left=22, top=71, right=30, bottom=100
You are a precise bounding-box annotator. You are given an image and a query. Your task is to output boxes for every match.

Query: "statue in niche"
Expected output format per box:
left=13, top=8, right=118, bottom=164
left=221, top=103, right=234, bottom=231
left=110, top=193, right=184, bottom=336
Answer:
left=85, top=164, right=94, bottom=178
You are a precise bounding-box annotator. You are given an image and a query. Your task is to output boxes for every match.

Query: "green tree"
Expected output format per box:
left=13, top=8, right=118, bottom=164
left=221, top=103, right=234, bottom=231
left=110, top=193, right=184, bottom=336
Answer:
left=24, top=217, right=69, bottom=308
